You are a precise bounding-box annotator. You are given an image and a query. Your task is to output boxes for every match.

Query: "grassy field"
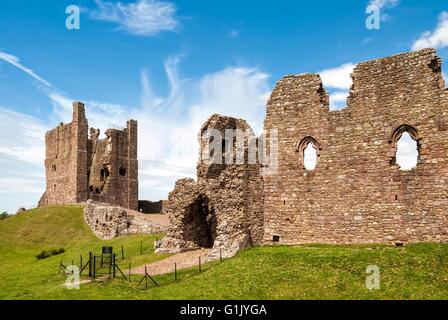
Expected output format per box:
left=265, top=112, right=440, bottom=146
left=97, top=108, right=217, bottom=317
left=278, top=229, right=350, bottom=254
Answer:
left=0, top=206, right=447, bottom=300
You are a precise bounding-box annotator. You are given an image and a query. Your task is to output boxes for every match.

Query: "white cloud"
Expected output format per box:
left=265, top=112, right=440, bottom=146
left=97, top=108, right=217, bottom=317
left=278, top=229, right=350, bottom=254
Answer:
left=361, top=37, right=373, bottom=45
left=0, top=49, right=270, bottom=210
left=328, top=90, right=350, bottom=111
left=0, top=51, right=52, bottom=87
left=319, top=63, right=355, bottom=110
left=396, top=132, right=418, bottom=170
left=229, top=30, right=239, bottom=38
left=367, top=0, right=400, bottom=22
left=443, top=72, right=447, bottom=84
left=0, top=108, right=47, bottom=168
left=368, top=0, right=399, bottom=9
left=90, top=0, right=179, bottom=36
left=412, top=12, right=448, bottom=51
left=35, top=56, right=270, bottom=203
left=319, top=63, right=355, bottom=90
left=0, top=108, right=47, bottom=213
left=303, top=144, right=317, bottom=170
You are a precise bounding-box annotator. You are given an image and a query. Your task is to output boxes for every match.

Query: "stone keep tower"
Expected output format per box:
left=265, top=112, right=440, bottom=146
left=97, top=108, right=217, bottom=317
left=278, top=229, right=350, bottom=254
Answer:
left=39, top=102, right=138, bottom=210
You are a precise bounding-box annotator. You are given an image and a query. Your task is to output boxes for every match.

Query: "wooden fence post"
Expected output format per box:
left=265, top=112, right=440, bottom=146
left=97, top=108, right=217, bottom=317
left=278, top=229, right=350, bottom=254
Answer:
left=174, top=263, right=177, bottom=281
left=199, top=257, right=202, bottom=272
left=88, top=252, right=92, bottom=277
left=145, top=266, right=148, bottom=289
left=121, top=245, right=125, bottom=260
left=140, top=240, right=143, bottom=254
left=113, top=254, right=116, bottom=278
left=93, top=256, right=96, bottom=278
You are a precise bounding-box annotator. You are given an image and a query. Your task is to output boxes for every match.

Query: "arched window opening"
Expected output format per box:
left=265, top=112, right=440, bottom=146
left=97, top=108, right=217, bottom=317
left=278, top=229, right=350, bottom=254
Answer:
left=304, top=144, right=317, bottom=170
left=209, top=136, right=215, bottom=158
left=297, top=136, right=320, bottom=171
left=222, top=139, right=227, bottom=155
left=389, top=124, right=420, bottom=170
left=396, top=132, right=418, bottom=170
left=100, top=167, right=110, bottom=181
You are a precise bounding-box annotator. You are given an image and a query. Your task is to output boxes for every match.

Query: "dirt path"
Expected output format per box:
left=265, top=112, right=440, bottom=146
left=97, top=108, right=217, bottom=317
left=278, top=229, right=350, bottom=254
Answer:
left=131, top=249, right=212, bottom=276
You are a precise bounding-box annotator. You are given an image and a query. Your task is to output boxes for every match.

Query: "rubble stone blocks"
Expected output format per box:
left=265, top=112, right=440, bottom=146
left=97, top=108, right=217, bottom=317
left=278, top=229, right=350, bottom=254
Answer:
left=159, top=49, right=448, bottom=258
left=157, top=115, right=264, bottom=260
left=84, top=200, right=167, bottom=240
left=38, top=102, right=138, bottom=210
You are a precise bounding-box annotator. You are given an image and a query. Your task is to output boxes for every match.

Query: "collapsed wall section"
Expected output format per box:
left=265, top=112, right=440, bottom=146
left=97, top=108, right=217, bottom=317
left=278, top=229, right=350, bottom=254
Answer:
left=158, top=115, right=264, bottom=259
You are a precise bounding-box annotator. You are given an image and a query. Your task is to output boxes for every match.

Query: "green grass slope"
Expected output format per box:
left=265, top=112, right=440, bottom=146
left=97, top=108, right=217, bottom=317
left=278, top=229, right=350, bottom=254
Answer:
left=0, top=206, right=447, bottom=300
left=0, top=206, right=167, bottom=299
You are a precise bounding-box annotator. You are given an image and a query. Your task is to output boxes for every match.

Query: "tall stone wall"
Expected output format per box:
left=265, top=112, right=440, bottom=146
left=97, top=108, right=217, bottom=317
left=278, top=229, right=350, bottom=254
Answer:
left=87, top=120, right=138, bottom=210
left=157, top=115, right=264, bottom=259
left=263, top=48, right=448, bottom=244
left=40, top=102, right=88, bottom=206
left=40, top=102, right=138, bottom=210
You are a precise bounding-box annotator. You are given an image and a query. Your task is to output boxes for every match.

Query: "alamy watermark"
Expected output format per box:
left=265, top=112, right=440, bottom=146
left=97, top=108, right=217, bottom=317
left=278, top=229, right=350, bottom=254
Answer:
left=200, top=128, right=278, bottom=176
left=66, top=5, right=80, bottom=30
left=365, top=5, right=381, bottom=30
left=65, top=265, right=80, bottom=290
left=365, top=265, right=380, bottom=290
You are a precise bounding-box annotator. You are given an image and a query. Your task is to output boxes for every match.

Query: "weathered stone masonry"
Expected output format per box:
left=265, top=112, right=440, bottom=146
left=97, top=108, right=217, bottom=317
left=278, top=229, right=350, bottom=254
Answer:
left=160, top=49, right=448, bottom=257
left=157, top=115, right=264, bottom=259
left=264, top=48, right=448, bottom=245
left=39, top=102, right=138, bottom=210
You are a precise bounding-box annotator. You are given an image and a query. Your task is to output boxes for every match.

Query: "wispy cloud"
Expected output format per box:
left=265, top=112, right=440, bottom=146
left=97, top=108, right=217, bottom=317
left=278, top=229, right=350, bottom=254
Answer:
left=367, top=0, right=400, bottom=21
left=412, top=12, right=448, bottom=51
left=368, top=0, right=399, bottom=9
left=47, top=61, right=269, bottom=200
left=0, top=50, right=270, bottom=211
left=319, top=63, right=355, bottom=110
left=90, top=0, right=180, bottom=36
left=319, top=63, right=355, bottom=90
left=0, top=107, right=47, bottom=213
left=0, top=51, right=52, bottom=87
left=229, top=30, right=240, bottom=38
left=361, top=37, right=373, bottom=45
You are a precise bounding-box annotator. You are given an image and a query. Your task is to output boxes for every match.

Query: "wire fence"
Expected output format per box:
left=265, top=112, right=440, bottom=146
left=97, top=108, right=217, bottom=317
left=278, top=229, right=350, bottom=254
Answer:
left=58, top=243, right=224, bottom=290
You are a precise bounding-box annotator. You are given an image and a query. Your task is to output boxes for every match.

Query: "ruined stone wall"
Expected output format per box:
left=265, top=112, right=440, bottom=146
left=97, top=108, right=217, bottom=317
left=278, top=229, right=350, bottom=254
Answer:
left=263, top=49, right=448, bottom=245
left=84, top=200, right=166, bottom=240
left=158, top=115, right=264, bottom=259
left=40, top=102, right=88, bottom=206
left=40, top=102, right=138, bottom=210
left=87, top=120, right=138, bottom=210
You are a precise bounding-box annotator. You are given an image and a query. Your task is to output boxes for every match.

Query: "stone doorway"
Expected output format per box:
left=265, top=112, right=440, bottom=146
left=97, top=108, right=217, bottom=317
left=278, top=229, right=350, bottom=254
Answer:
left=183, top=195, right=217, bottom=249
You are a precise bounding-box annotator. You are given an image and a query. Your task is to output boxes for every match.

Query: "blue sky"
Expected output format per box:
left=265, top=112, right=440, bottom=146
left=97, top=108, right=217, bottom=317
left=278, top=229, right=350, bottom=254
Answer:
left=1, top=0, right=447, bottom=213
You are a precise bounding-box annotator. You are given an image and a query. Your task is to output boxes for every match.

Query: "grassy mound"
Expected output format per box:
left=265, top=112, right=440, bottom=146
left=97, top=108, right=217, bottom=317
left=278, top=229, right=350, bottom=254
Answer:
left=0, top=206, right=447, bottom=299
left=0, top=206, right=167, bottom=299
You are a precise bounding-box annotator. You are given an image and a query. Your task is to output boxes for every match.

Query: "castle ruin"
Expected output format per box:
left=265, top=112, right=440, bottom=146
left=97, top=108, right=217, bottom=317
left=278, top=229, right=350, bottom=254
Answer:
left=39, top=102, right=138, bottom=210
left=158, top=49, right=448, bottom=258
